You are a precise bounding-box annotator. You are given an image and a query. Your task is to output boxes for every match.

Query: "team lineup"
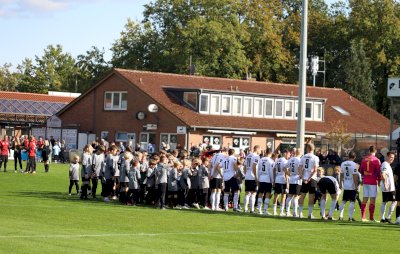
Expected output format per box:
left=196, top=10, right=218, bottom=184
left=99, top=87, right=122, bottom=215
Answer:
left=66, top=141, right=400, bottom=224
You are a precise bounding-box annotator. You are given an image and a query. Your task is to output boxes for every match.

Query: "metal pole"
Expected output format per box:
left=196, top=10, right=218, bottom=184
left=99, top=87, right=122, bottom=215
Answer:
left=389, top=97, right=393, bottom=151
left=313, top=74, right=316, bottom=87
left=296, top=0, right=308, bottom=151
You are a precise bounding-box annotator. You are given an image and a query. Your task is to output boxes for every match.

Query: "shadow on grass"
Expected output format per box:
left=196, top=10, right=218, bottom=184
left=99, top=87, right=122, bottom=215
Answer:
left=9, top=190, right=400, bottom=231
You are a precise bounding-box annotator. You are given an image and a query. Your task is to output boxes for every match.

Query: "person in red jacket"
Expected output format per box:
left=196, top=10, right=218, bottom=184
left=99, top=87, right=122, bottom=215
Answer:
left=26, top=136, right=37, bottom=174
left=0, top=135, right=10, bottom=172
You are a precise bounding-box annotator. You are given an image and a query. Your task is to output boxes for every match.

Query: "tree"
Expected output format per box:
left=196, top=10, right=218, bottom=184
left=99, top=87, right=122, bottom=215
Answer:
left=343, top=40, right=374, bottom=107
left=16, top=58, right=47, bottom=93
left=0, top=63, right=18, bottom=91
left=325, top=120, right=352, bottom=155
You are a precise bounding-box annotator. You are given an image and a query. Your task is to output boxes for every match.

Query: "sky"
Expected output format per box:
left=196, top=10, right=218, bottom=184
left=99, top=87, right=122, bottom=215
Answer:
left=0, top=0, right=151, bottom=68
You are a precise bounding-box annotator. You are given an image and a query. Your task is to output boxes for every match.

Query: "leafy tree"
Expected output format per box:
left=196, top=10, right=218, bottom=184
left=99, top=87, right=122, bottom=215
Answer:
left=0, top=63, right=18, bottom=91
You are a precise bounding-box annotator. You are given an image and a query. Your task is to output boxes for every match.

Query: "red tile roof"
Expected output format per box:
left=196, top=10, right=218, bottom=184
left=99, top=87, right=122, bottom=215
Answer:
left=0, top=91, right=74, bottom=104
left=113, top=69, right=390, bottom=136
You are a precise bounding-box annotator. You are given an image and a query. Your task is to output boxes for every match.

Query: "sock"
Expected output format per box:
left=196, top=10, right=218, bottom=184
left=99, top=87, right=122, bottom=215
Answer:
left=250, top=194, right=256, bottom=212
left=369, top=204, right=375, bottom=220
left=320, top=199, right=326, bottom=217
left=339, top=201, right=345, bottom=218
left=329, top=200, right=337, bottom=217
left=244, top=194, right=250, bottom=211
left=286, top=196, right=293, bottom=214
left=387, top=202, right=396, bottom=219
left=308, top=205, right=313, bottom=217
left=224, top=194, right=229, bottom=210
left=349, top=202, right=355, bottom=219
left=233, top=193, right=239, bottom=209
left=293, top=198, right=299, bottom=216
left=210, top=192, right=216, bottom=210
left=257, top=198, right=263, bottom=212
left=299, top=205, right=303, bottom=215
left=396, top=206, right=400, bottom=218
left=273, top=204, right=277, bottom=214
left=264, top=198, right=270, bottom=213
left=380, top=203, right=387, bottom=220
left=361, top=203, right=366, bottom=219
left=215, top=192, right=221, bottom=209
left=280, top=201, right=285, bottom=214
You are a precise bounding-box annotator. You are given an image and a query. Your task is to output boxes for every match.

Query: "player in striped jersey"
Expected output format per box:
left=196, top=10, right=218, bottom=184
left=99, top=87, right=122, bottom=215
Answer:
left=273, top=149, right=290, bottom=216
left=244, top=145, right=261, bottom=213
left=298, top=143, right=320, bottom=219
left=220, top=149, right=240, bottom=211
left=256, top=148, right=274, bottom=215
left=286, top=148, right=302, bottom=217
left=338, top=151, right=359, bottom=221
left=209, top=149, right=226, bottom=211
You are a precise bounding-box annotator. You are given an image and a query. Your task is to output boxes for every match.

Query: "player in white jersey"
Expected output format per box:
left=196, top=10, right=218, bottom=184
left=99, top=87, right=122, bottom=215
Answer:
left=379, top=151, right=397, bottom=223
left=220, top=149, right=240, bottom=211
left=256, top=148, right=274, bottom=215
left=317, top=170, right=341, bottom=220
left=286, top=148, right=302, bottom=217
left=338, top=151, right=359, bottom=221
left=298, top=143, right=320, bottom=219
left=244, top=145, right=261, bottom=213
left=209, top=149, right=226, bottom=211
left=273, top=149, right=290, bottom=216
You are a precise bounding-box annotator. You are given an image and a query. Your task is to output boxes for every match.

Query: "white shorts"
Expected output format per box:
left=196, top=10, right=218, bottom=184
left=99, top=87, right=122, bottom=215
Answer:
left=363, top=184, right=377, bottom=198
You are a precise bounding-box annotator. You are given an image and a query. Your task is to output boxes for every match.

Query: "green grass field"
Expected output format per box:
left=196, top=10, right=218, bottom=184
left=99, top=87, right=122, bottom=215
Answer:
left=0, top=162, right=399, bottom=254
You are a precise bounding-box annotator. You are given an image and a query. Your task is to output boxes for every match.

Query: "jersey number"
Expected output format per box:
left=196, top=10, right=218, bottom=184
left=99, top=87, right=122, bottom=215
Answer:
left=304, top=159, right=309, bottom=169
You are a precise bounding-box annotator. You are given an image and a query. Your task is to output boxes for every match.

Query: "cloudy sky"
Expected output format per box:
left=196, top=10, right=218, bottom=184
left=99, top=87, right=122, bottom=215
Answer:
left=0, top=0, right=151, bottom=67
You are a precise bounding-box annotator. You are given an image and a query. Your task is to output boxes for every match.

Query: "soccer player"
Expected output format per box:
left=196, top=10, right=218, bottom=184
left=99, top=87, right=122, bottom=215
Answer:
left=244, top=145, right=261, bottom=213
left=298, top=143, right=320, bottom=219
left=221, top=148, right=240, bottom=211
left=318, top=171, right=341, bottom=220
left=80, top=144, right=93, bottom=200
left=359, top=145, right=381, bottom=222
left=379, top=151, right=397, bottom=223
left=198, top=157, right=210, bottom=209
left=394, top=162, right=400, bottom=224
left=286, top=148, right=302, bottom=217
left=338, top=151, right=359, bottom=221
left=209, top=149, right=226, bottom=211
left=91, top=145, right=105, bottom=199
left=155, top=155, right=169, bottom=209
left=0, top=135, right=10, bottom=172
left=68, top=154, right=80, bottom=196
left=256, top=147, right=274, bottom=215
left=273, top=149, right=290, bottom=216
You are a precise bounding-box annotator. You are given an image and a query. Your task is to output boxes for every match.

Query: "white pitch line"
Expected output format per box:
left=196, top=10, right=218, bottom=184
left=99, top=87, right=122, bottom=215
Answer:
left=0, top=227, right=379, bottom=239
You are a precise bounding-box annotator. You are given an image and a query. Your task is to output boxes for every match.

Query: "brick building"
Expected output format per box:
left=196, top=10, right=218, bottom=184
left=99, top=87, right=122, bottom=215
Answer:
left=57, top=68, right=390, bottom=154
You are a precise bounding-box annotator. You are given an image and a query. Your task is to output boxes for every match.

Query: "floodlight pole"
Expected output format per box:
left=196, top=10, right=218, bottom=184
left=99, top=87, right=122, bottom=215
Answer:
left=296, top=0, right=308, bottom=152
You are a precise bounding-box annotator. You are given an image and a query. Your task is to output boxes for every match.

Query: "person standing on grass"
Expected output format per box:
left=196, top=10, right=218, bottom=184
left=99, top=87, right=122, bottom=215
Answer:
left=338, top=151, right=359, bottom=221
left=52, top=141, right=60, bottom=163
left=359, top=145, right=381, bottom=222
left=0, top=135, right=10, bottom=172
left=221, top=149, right=240, bottom=212
left=102, top=145, right=119, bottom=202
left=128, top=160, right=141, bottom=205
left=393, top=162, right=400, bottom=224
left=145, top=159, right=157, bottom=205
left=12, top=136, right=23, bottom=173
left=317, top=169, right=341, bottom=220
left=298, top=143, right=320, bottom=219
left=209, top=149, right=226, bottom=211
left=26, top=136, right=37, bottom=174
left=92, top=145, right=105, bottom=199
left=244, top=145, right=261, bottom=213
left=68, top=154, right=80, bottom=196
left=42, top=140, right=51, bottom=173
left=256, top=147, right=275, bottom=215
left=80, top=144, right=93, bottom=200
left=167, top=161, right=180, bottom=208
left=198, top=157, right=210, bottom=209
left=286, top=148, right=302, bottom=217
left=119, top=151, right=133, bottom=205
left=273, top=149, right=290, bottom=216
left=379, top=151, right=397, bottom=223
left=155, top=155, right=169, bottom=209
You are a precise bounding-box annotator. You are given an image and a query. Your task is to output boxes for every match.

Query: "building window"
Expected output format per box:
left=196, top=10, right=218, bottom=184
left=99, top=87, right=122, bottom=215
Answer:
left=202, top=135, right=221, bottom=149
left=265, top=99, right=274, bottom=118
left=306, top=102, right=313, bottom=119
left=232, top=96, right=242, bottom=115
left=232, top=136, right=251, bottom=153
left=104, top=91, right=127, bottom=110
left=210, top=95, right=221, bottom=114
left=254, top=98, right=263, bottom=117
left=285, top=100, right=294, bottom=118
left=140, top=132, right=156, bottom=152
left=314, top=102, right=323, bottom=120
left=221, top=95, right=231, bottom=115
left=199, top=94, right=209, bottom=113
left=243, top=97, right=253, bottom=116
left=115, top=132, right=128, bottom=142
left=275, top=99, right=284, bottom=118
left=160, top=133, right=178, bottom=150
left=183, top=92, right=197, bottom=109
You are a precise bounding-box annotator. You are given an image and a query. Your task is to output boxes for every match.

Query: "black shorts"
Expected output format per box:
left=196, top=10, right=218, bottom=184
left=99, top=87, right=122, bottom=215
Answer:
left=289, top=184, right=301, bottom=195
left=318, top=178, right=336, bottom=195
left=300, top=179, right=317, bottom=194
left=245, top=180, right=257, bottom=192
left=274, top=183, right=287, bottom=194
left=258, top=182, right=272, bottom=194
left=210, top=178, right=223, bottom=189
left=382, top=191, right=396, bottom=202
left=342, top=190, right=357, bottom=202
left=224, top=177, right=239, bottom=192
left=396, top=189, right=400, bottom=202
left=0, top=155, right=8, bottom=163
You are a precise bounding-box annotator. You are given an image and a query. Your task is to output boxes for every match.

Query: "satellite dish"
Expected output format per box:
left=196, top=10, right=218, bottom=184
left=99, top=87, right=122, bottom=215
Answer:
left=148, top=104, right=159, bottom=113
